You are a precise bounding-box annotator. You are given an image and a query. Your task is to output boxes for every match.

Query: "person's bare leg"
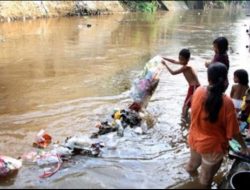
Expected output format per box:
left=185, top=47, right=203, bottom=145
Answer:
left=185, top=149, right=202, bottom=177
left=199, top=155, right=223, bottom=189
left=181, top=105, right=189, bottom=130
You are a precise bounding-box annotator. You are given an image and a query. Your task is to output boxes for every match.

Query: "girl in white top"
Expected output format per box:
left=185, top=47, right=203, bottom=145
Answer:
left=230, top=69, right=249, bottom=112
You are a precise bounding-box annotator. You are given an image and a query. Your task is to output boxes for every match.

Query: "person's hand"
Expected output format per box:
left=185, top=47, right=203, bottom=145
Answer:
left=240, top=147, right=250, bottom=156
left=205, top=61, right=209, bottom=68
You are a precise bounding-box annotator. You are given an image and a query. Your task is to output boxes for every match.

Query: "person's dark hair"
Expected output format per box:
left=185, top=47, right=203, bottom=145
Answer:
left=205, top=62, right=228, bottom=123
left=246, top=88, right=250, bottom=96
left=179, top=49, right=190, bottom=60
left=234, top=69, right=249, bottom=86
left=213, top=37, right=229, bottom=55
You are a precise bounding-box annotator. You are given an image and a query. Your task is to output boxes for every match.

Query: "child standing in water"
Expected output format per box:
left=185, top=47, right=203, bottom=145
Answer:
left=205, top=37, right=230, bottom=70
left=161, top=49, right=200, bottom=128
left=230, top=69, right=249, bottom=113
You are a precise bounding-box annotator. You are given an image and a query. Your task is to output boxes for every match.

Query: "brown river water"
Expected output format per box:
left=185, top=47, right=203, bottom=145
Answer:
left=0, top=9, right=250, bottom=189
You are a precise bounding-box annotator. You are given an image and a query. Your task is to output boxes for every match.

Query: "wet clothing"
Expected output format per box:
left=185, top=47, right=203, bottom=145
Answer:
left=129, top=102, right=142, bottom=112
left=186, top=149, right=224, bottom=186
left=212, top=53, right=229, bottom=70
left=184, top=84, right=200, bottom=108
left=188, top=86, right=239, bottom=154
left=232, top=98, right=243, bottom=111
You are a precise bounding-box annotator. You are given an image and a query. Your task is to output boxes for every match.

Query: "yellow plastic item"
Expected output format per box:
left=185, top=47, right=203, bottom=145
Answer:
left=114, top=111, right=122, bottom=120
left=241, top=96, right=250, bottom=123
left=241, top=96, right=246, bottom=110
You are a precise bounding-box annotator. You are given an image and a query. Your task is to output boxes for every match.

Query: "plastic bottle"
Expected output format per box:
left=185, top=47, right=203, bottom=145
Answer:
left=116, top=120, right=124, bottom=137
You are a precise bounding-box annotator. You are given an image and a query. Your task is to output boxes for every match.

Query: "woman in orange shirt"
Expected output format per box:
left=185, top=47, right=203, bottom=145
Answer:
left=185, top=63, right=250, bottom=188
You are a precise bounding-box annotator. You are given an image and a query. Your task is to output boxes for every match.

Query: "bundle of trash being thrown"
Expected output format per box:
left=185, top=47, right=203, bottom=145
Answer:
left=129, top=55, right=163, bottom=112
left=91, top=56, right=163, bottom=138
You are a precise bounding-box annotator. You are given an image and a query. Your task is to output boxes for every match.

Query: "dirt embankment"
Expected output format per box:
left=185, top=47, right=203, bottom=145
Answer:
left=0, top=1, right=124, bottom=22
left=0, top=1, right=190, bottom=23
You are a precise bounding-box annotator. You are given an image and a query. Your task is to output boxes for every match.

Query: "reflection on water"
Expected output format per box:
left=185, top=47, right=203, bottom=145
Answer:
left=0, top=9, right=250, bottom=188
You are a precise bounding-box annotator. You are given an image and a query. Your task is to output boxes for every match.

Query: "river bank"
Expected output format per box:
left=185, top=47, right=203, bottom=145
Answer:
left=0, top=1, right=246, bottom=23
left=0, top=1, right=125, bottom=23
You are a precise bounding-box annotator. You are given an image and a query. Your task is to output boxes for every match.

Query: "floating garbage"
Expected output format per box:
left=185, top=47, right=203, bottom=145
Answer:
left=129, top=102, right=141, bottom=112
left=0, top=156, right=22, bottom=177
left=116, top=119, right=124, bottom=137
left=91, top=121, right=117, bottom=138
left=37, top=153, right=63, bottom=179
left=36, top=153, right=61, bottom=167
left=21, top=135, right=104, bottom=179
left=91, top=109, right=142, bottom=138
left=2, top=56, right=162, bottom=180
left=90, top=56, right=162, bottom=138
left=21, top=150, right=63, bottom=178
left=33, top=129, right=52, bottom=149
left=63, top=136, right=104, bottom=157
left=50, top=146, right=73, bottom=160
left=134, top=127, right=143, bottom=135
left=21, top=151, right=42, bottom=165
left=78, top=24, right=92, bottom=29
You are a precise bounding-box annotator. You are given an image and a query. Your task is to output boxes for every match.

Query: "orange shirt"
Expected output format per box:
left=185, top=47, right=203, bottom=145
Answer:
left=189, top=86, right=239, bottom=154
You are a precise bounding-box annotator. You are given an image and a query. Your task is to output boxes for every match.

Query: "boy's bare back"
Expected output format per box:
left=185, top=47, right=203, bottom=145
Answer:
left=182, top=66, right=200, bottom=86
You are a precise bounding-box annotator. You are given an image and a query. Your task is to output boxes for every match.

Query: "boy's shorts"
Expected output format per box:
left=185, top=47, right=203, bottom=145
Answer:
left=184, top=85, right=200, bottom=108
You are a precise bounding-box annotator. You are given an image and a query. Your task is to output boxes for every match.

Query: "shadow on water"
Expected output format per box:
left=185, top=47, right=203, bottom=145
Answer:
left=0, top=9, right=250, bottom=188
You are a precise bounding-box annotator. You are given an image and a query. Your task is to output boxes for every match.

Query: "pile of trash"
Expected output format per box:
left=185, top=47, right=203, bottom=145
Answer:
left=91, top=55, right=163, bottom=138
left=91, top=109, right=142, bottom=138
left=1, top=55, right=163, bottom=180
left=20, top=134, right=105, bottom=179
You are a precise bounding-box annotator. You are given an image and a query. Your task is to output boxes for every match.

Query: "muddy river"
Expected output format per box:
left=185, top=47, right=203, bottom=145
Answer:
left=0, top=9, right=250, bottom=189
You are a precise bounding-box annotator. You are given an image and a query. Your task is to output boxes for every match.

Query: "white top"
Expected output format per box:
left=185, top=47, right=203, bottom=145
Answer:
left=232, top=98, right=242, bottom=110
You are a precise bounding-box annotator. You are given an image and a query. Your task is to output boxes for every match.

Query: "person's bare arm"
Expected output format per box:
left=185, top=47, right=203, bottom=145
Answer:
left=233, top=133, right=250, bottom=155
left=230, top=85, right=235, bottom=98
left=162, top=57, right=180, bottom=65
left=162, top=61, right=186, bottom=75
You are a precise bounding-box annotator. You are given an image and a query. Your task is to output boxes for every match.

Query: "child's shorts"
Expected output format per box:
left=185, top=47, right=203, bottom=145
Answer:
left=184, top=85, right=200, bottom=108
left=200, top=153, right=224, bottom=185
left=187, top=149, right=224, bottom=186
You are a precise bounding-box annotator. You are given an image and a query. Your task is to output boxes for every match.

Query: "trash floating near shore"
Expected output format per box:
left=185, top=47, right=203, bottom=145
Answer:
left=0, top=156, right=22, bottom=177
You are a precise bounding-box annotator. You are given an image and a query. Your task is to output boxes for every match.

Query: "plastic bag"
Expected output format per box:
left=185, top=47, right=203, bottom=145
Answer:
left=36, top=154, right=63, bottom=178
left=0, top=156, right=22, bottom=177
left=33, top=129, right=52, bottom=149
left=141, top=55, right=163, bottom=80
left=130, top=55, right=163, bottom=104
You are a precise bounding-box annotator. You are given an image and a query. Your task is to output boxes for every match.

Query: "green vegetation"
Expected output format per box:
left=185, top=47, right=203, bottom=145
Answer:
left=121, top=1, right=158, bottom=12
